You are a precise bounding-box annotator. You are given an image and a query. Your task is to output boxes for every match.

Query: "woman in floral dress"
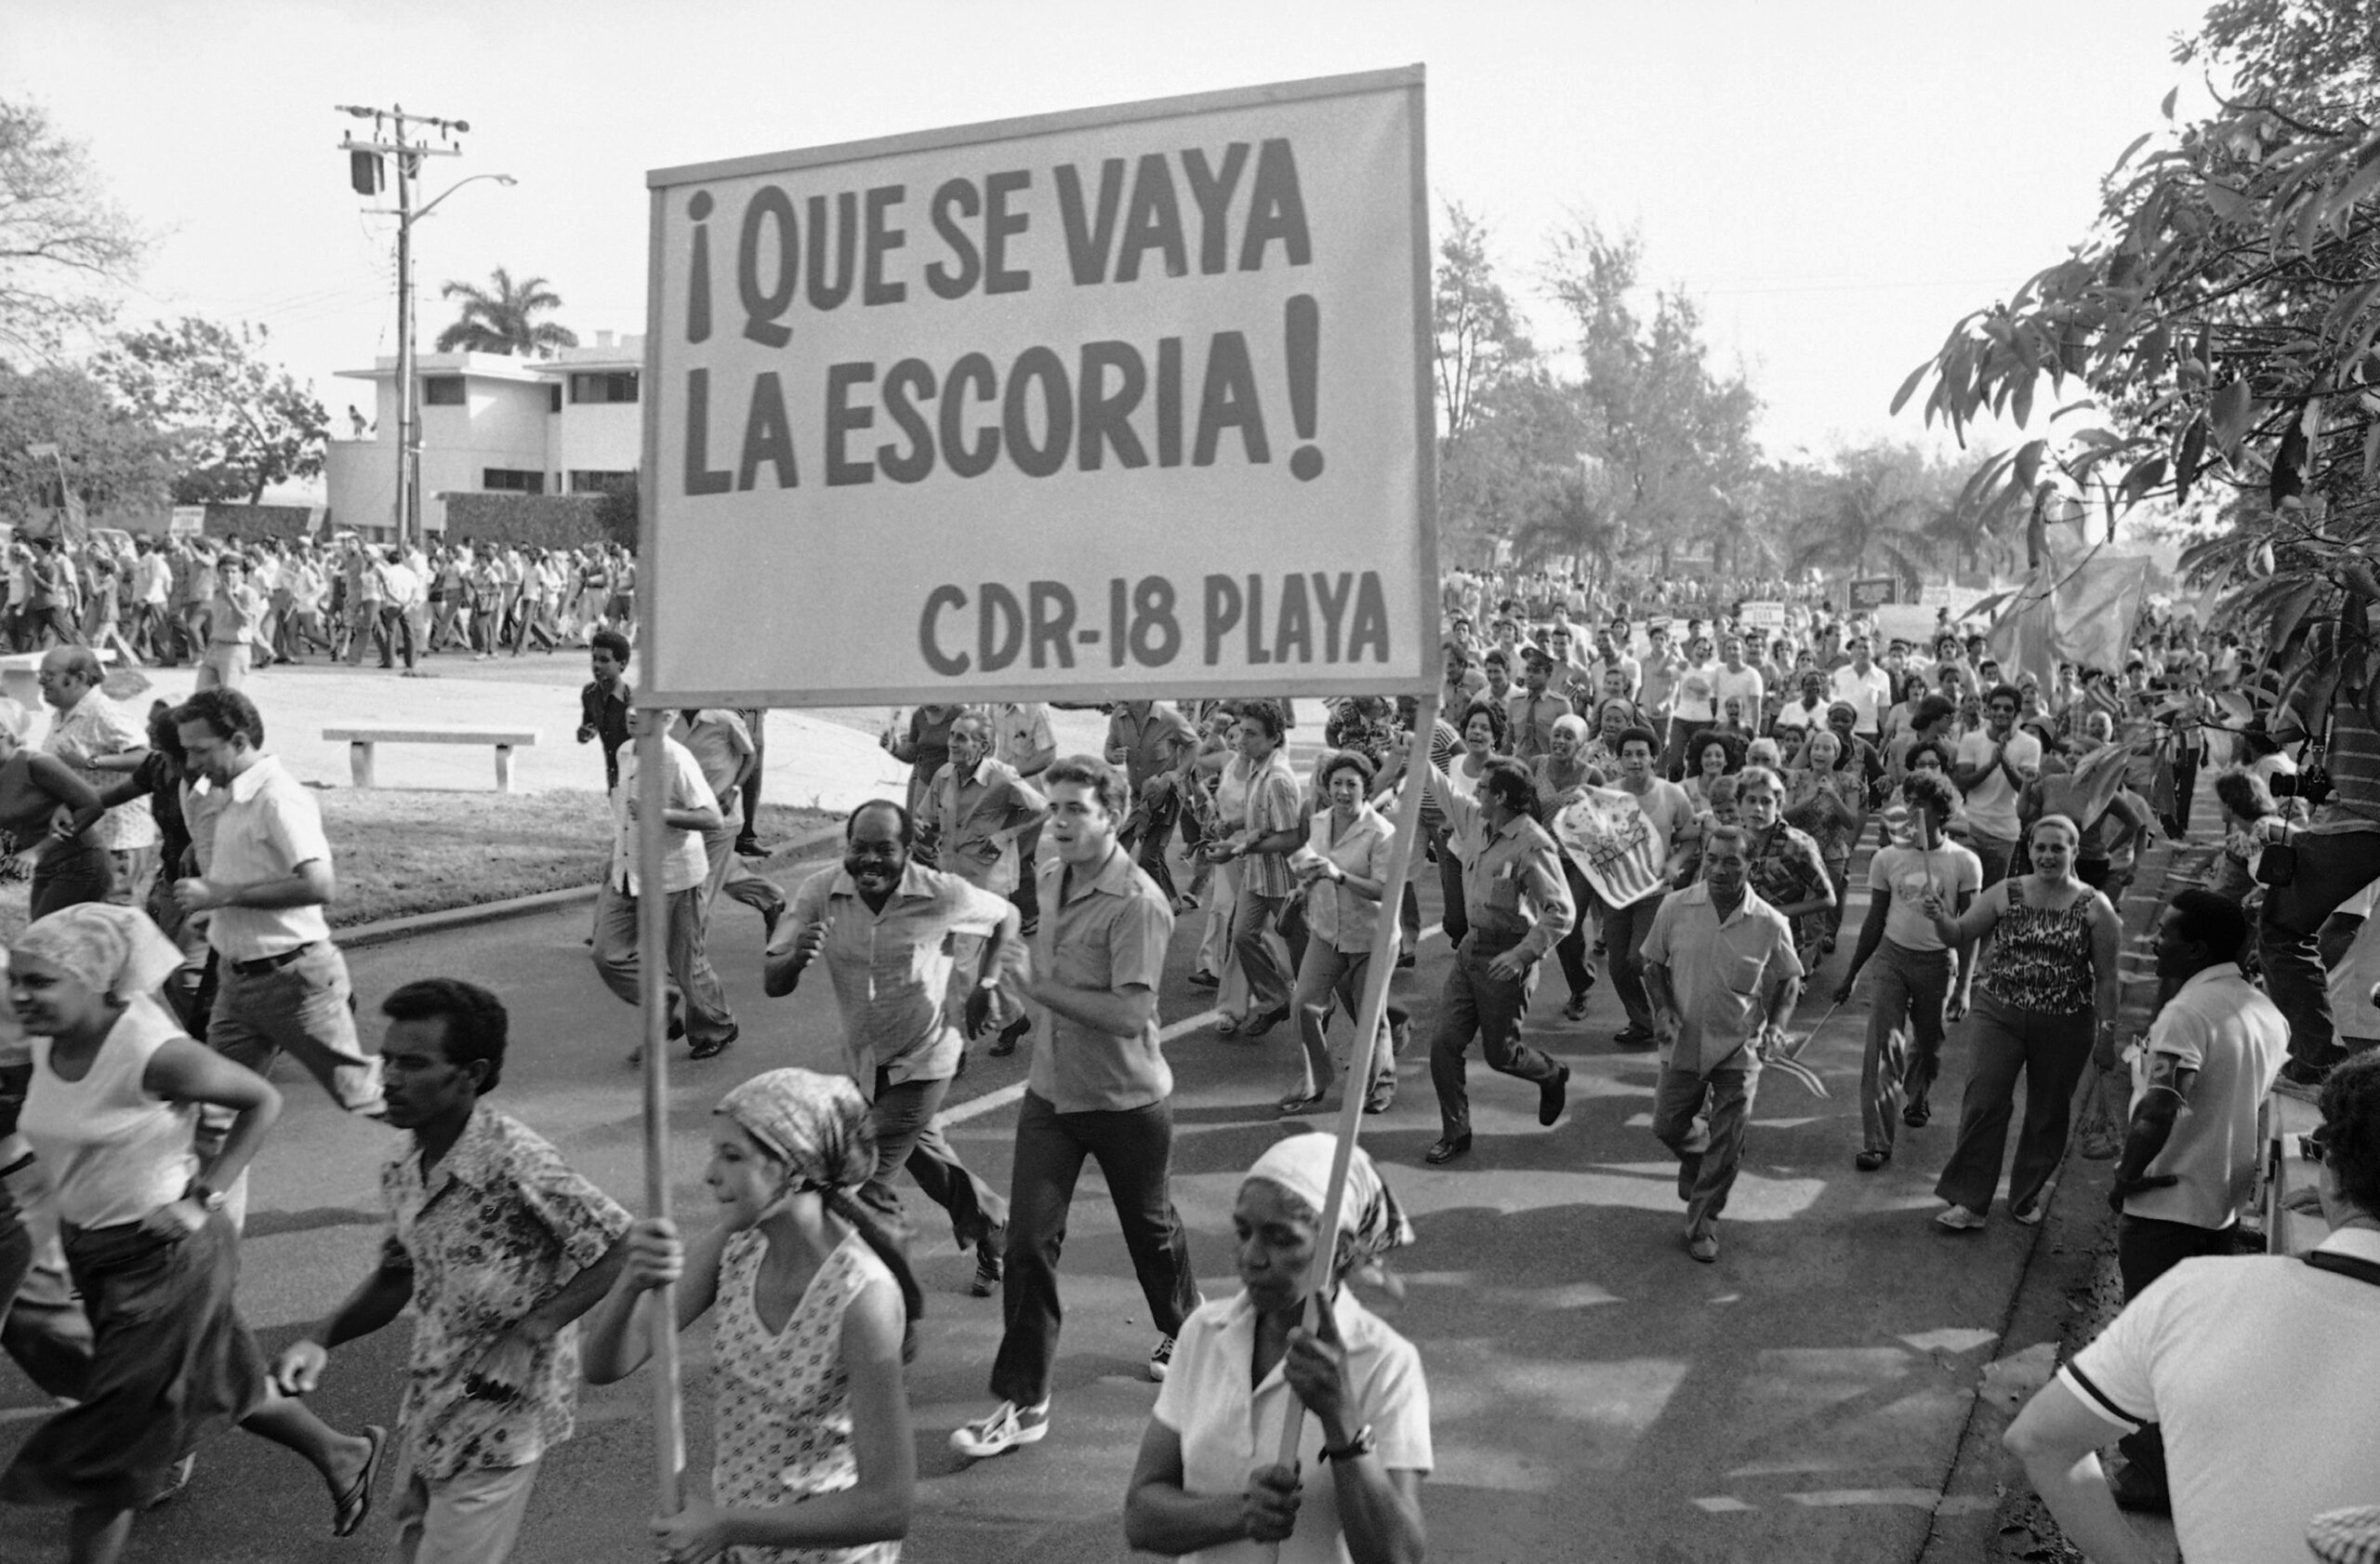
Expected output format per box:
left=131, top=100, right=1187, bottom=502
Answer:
left=585, top=1068, right=919, bottom=1563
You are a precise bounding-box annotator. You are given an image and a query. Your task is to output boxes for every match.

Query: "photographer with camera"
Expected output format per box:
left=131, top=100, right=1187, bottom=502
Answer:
left=2247, top=693, right=2373, bottom=1096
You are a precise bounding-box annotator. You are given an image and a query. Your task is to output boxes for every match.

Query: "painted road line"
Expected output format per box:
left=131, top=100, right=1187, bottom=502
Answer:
left=940, top=921, right=1447, bottom=1129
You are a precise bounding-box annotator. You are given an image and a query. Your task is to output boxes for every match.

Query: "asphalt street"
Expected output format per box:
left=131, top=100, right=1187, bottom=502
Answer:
left=0, top=817, right=2171, bottom=1564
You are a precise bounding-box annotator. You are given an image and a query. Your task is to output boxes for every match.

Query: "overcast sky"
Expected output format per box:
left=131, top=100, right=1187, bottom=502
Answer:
left=7, top=0, right=2210, bottom=464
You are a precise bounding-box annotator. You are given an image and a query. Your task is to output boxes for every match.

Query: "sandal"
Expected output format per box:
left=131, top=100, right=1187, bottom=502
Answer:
left=1277, top=1088, right=1327, bottom=1116
left=332, top=1424, right=387, bottom=1538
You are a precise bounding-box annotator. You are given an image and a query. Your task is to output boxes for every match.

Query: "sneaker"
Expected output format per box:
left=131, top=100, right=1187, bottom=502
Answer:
left=2012, top=1200, right=2044, bottom=1226
left=1686, top=1233, right=1719, bottom=1264
left=1935, top=1204, right=1989, bottom=1232
left=949, top=1399, right=1050, bottom=1459
left=1562, top=992, right=1591, bottom=1022
left=1147, top=1334, right=1177, bottom=1382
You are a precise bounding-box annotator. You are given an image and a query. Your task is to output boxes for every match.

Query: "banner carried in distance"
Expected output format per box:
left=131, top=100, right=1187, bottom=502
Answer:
left=1846, top=576, right=1902, bottom=611
left=639, top=67, right=1435, bottom=705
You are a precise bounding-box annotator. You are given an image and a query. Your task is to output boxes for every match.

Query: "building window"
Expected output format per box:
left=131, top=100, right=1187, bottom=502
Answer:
left=483, top=468, right=545, bottom=494
left=422, top=376, right=466, bottom=405
left=549, top=383, right=562, bottom=414
left=569, top=470, right=634, bottom=494
left=569, top=371, right=640, bottom=404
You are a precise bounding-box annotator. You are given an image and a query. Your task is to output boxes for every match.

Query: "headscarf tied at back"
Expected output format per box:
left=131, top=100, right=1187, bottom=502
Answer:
left=10, top=904, right=186, bottom=1003
left=1244, top=1133, right=1415, bottom=1290
left=714, top=1067, right=878, bottom=1195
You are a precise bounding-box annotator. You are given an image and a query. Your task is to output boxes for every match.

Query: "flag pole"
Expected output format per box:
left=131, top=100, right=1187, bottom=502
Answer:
left=1268, top=690, right=1440, bottom=1485
left=633, top=711, right=687, bottom=1517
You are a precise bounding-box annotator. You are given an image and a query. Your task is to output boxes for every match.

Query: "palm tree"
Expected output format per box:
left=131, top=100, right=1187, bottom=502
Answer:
left=1785, top=444, right=1948, bottom=591
left=434, top=268, right=578, bottom=356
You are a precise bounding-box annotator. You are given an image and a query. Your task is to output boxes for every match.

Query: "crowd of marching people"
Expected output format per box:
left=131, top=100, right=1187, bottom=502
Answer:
left=2, top=529, right=641, bottom=680
left=0, top=561, right=2373, bottom=1563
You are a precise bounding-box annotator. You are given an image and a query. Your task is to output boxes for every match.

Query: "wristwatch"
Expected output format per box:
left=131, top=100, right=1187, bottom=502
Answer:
left=1320, top=1424, right=1376, bottom=1462
left=188, top=1181, right=228, bottom=1213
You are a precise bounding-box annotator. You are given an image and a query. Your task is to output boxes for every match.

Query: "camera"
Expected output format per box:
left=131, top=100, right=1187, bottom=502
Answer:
left=2268, top=764, right=2334, bottom=808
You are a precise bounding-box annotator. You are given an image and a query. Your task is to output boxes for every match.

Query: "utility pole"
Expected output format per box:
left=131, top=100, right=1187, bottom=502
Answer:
left=337, top=104, right=465, bottom=553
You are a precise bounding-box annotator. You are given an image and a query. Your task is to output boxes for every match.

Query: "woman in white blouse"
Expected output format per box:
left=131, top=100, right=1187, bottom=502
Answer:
left=1281, top=752, right=1410, bottom=1118
left=1124, top=1135, right=1429, bottom=1564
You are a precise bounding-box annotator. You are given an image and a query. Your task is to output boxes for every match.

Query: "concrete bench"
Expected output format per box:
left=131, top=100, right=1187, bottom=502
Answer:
left=324, top=726, right=541, bottom=792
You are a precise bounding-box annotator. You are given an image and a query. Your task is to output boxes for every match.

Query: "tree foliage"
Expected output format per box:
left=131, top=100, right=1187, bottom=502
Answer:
left=0, top=98, right=146, bottom=362
left=1894, top=0, right=2380, bottom=708
left=1779, top=442, right=1974, bottom=587
left=435, top=267, right=578, bottom=356
left=93, top=317, right=329, bottom=505
left=0, top=361, right=174, bottom=518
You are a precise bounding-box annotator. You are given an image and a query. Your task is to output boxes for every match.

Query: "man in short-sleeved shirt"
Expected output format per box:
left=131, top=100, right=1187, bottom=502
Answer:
left=588, top=724, right=735, bottom=1056
left=1641, top=829, right=1804, bottom=1262
left=1952, top=688, right=2043, bottom=885
left=174, top=688, right=382, bottom=1213
left=953, top=757, right=1200, bottom=1461
left=767, top=802, right=1014, bottom=1285
left=1829, top=637, right=1894, bottom=741
left=276, top=981, right=630, bottom=1564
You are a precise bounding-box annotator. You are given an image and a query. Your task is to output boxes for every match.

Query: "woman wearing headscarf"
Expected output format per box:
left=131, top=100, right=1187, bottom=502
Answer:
left=584, top=1067, right=919, bottom=1564
left=0, top=905, right=383, bottom=1564
left=1125, top=1134, right=1430, bottom=1564
left=0, top=696, right=111, bottom=918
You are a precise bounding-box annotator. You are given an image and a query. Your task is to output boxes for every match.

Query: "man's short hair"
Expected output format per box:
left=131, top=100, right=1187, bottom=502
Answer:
left=1738, top=764, right=1781, bottom=796
left=1482, top=647, right=1511, bottom=670
left=1914, top=695, right=1957, bottom=731
left=589, top=628, right=631, bottom=663
left=381, top=978, right=510, bottom=1094
left=845, top=799, right=915, bottom=846
left=2213, top=768, right=2277, bottom=823
left=46, top=647, right=102, bottom=685
left=2166, top=888, right=2248, bottom=967
left=1477, top=756, right=1534, bottom=815
left=1702, top=823, right=1751, bottom=858
left=172, top=687, right=265, bottom=749
left=1986, top=683, right=2022, bottom=709
left=1319, top=749, right=1377, bottom=789
left=1617, top=725, right=1659, bottom=756
left=1900, top=771, right=1957, bottom=819
left=2319, top=1051, right=2380, bottom=1216
left=1043, top=754, right=1132, bottom=819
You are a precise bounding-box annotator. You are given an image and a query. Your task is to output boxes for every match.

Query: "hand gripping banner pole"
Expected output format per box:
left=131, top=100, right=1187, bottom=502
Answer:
left=633, top=715, right=688, bottom=1518
left=1266, top=690, right=1441, bottom=1496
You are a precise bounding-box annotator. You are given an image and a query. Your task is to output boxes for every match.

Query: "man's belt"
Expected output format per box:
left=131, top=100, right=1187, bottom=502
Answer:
left=230, top=941, right=319, bottom=977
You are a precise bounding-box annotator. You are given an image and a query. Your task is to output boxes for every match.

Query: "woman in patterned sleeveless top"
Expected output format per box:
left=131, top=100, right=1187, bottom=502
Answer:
left=1921, top=815, right=2122, bottom=1231
left=585, top=1068, right=921, bottom=1563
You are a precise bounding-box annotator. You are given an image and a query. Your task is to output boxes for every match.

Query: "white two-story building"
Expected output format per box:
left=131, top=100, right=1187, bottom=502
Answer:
left=323, top=331, right=644, bottom=537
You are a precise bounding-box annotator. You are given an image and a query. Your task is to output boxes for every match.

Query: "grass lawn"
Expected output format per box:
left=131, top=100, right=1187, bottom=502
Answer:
left=0, top=791, right=837, bottom=941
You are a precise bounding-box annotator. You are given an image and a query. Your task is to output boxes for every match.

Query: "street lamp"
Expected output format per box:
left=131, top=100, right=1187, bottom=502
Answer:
left=390, top=173, right=518, bottom=553
left=338, top=104, right=511, bottom=552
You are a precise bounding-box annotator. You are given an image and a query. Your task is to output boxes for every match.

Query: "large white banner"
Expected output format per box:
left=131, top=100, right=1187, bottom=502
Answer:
left=639, top=68, right=1434, bottom=704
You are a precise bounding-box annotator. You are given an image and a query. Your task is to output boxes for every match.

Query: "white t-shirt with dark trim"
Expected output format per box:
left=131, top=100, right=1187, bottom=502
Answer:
left=2060, top=1229, right=2380, bottom=1564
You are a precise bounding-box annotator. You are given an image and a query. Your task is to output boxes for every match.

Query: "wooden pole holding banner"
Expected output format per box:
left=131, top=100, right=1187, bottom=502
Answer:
left=633, top=715, right=687, bottom=1517
left=1268, top=691, right=1441, bottom=1486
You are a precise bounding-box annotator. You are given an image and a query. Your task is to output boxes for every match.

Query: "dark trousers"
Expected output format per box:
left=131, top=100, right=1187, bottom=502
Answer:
left=1934, top=990, right=2094, bottom=1216
left=736, top=709, right=765, bottom=839
left=1433, top=827, right=1469, bottom=948
left=990, top=1091, right=1199, bottom=1408
left=1120, top=791, right=1178, bottom=906
left=1653, top=1065, right=1757, bottom=1239
left=863, top=1068, right=1005, bottom=1251
left=1602, top=889, right=1666, bottom=1034
left=1861, top=941, right=1953, bottom=1153
left=2167, top=755, right=2199, bottom=834
left=1554, top=859, right=1597, bottom=1002
left=375, top=603, right=417, bottom=669
left=1428, top=933, right=1561, bottom=1141
left=2114, top=1214, right=2240, bottom=1489
left=2259, top=825, right=2380, bottom=1068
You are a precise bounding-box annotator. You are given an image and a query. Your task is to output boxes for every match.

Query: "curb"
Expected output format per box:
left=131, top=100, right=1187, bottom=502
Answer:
left=335, top=821, right=848, bottom=951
